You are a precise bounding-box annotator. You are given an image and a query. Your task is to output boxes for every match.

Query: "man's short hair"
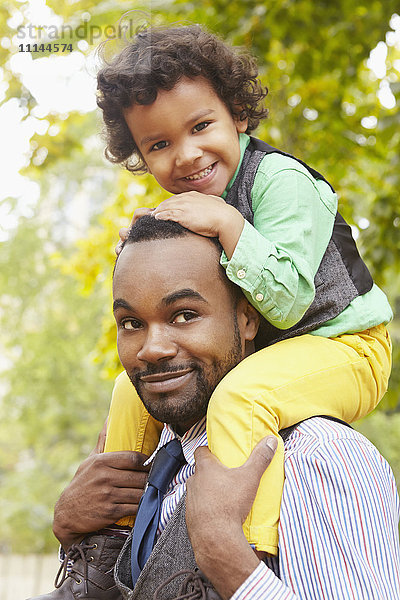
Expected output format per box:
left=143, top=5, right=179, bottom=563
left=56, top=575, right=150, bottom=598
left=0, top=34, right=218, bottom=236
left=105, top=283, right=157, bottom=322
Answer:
left=122, top=214, right=222, bottom=250
left=116, top=215, right=241, bottom=304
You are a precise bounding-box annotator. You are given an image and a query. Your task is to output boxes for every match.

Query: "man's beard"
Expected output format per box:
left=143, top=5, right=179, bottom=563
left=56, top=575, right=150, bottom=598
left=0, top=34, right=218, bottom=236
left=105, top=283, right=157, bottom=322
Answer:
left=127, top=316, right=243, bottom=431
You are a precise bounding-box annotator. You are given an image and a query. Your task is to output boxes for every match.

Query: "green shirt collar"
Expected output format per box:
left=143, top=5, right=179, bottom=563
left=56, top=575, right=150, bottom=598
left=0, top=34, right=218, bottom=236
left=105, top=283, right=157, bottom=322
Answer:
left=221, top=133, right=251, bottom=199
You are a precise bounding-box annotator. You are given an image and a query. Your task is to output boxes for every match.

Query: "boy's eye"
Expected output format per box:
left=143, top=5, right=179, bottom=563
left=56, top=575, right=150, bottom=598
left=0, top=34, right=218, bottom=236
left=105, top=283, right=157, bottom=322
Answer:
left=173, top=311, right=197, bottom=324
left=150, top=140, right=168, bottom=151
left=121, top=318, right=141, bottom=330
left=193, top=121, right=210, bottom=133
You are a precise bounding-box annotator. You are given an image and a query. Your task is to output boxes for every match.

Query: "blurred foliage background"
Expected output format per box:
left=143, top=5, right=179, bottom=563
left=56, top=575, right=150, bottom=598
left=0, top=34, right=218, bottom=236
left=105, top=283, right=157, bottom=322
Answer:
left=0, top=0, right=399, bottom=553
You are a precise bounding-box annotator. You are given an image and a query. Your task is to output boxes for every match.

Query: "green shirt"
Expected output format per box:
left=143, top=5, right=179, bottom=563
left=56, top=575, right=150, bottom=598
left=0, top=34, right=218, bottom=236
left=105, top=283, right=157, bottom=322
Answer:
left=220, top=134, right=392, bottom=338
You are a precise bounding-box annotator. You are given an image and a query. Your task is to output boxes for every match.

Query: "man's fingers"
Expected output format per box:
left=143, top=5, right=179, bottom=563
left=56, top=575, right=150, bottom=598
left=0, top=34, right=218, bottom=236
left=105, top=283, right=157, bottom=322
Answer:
left=194, top=438, right=277, bottom=477
left=193, top=446, right=213, bottom=470
left=241, top=436, right=278, bottom=479
left=98, top=451, right=150, bottom=471
left=110, top=487, right=145, bottom=505
left=111, top=503, right=140, bottom=519
left=108, top=469, right=148, bottom=490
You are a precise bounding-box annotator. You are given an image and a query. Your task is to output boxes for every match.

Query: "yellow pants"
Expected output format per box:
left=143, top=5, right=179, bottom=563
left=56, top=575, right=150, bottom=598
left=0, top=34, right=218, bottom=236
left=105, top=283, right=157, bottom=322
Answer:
left=104, top=324, right=391, bottom=554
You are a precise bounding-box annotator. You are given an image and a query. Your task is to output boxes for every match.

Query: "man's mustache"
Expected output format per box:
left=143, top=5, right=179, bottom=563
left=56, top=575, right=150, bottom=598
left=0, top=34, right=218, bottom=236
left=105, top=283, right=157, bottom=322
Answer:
left=132, top=362, right=198, bottom=383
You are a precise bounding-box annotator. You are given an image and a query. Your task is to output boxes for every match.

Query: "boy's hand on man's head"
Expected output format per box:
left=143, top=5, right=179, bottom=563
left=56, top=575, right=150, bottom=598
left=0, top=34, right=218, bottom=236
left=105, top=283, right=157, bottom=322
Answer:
left=116, top=194, right=244, bottom=259
left=152, top=191, right=245, bottom=259
left=152, top=191, right=230, bottom=237
left=115, top=207, right=154, bottom=255
left=116, top=227, right=129, bottom=256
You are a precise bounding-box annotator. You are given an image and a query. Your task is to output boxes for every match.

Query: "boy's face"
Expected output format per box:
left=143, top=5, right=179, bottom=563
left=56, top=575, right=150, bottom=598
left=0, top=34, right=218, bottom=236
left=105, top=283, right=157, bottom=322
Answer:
left=123, top=77, right=248, bottom=196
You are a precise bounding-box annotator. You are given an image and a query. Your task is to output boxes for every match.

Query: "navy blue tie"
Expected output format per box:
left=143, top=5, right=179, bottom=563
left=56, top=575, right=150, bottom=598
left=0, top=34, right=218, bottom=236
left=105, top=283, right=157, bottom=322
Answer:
left=131, top=438, right=185, bottom=585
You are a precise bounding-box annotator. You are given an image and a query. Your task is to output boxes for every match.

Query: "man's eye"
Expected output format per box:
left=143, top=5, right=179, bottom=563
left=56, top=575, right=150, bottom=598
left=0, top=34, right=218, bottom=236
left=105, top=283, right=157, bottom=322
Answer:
left=121, top=319, right=141, bottom=330
left=193, top=121, right=210, bottom=133
left=150, top=140, right=168, bottom=151
left=173, top=311, right=197, bottom=324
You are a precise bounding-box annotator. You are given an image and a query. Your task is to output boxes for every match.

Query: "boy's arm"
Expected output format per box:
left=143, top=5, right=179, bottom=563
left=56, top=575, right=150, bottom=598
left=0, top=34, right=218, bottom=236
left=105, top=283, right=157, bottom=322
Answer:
left=220, top=163, right=336, bottom=329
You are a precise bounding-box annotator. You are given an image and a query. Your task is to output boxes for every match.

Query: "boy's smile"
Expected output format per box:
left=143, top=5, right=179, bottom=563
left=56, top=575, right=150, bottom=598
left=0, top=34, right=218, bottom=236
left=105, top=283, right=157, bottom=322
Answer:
left=123, top=77, right=248, bottom=196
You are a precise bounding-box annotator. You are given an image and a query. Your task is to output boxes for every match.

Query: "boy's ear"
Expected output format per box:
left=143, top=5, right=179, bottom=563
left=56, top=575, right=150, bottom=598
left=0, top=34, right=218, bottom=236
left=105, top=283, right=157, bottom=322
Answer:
left=234, top=108, right=248, bottom=133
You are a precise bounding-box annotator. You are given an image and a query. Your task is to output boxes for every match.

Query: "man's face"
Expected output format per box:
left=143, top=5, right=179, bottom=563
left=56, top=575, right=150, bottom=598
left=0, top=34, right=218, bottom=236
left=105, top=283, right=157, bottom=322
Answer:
left=123, top=76, right=248, bottom=197
left=113, top=234, right=255, bottom=434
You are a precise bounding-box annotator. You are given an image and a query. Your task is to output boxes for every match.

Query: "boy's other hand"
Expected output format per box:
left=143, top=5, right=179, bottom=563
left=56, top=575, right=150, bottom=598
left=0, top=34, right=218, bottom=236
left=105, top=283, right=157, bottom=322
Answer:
left=115, top=207, right=154, bottom=255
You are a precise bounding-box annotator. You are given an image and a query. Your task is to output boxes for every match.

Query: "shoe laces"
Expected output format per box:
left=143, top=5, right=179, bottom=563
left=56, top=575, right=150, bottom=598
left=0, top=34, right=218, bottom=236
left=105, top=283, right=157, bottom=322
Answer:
left=55, top=541, right=97, bottom=595
left=153, top=569, right=214, bottom=600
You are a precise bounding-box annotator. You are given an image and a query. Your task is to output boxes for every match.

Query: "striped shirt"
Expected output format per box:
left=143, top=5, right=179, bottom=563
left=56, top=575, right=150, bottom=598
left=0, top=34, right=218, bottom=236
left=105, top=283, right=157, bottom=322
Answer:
left=144, top=417, right=208, bottom=536
left=148, top=417, right=400, bottom=599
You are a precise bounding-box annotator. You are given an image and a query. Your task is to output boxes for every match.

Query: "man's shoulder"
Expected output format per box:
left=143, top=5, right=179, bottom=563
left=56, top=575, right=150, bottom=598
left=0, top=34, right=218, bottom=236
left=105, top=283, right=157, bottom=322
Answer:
left=284, top=416, right=387, bottom=467
left=281, top=416, right=399, bottom=517
left=286, top=415, right=359, bottom=441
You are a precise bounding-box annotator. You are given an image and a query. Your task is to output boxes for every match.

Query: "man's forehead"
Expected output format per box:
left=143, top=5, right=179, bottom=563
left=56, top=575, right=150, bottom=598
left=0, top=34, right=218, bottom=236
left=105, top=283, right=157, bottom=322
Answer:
left=113, top=235, right=223, bottom=297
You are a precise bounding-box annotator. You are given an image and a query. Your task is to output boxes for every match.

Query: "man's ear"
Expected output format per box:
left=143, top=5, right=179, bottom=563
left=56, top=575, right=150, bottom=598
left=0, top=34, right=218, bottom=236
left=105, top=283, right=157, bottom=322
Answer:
left=237, top=296, right=260, bottom=342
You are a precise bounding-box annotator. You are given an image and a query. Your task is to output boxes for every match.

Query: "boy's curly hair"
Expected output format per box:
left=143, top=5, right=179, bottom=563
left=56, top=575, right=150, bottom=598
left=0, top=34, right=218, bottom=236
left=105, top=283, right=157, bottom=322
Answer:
left=96, top=24, right=268, bottom=173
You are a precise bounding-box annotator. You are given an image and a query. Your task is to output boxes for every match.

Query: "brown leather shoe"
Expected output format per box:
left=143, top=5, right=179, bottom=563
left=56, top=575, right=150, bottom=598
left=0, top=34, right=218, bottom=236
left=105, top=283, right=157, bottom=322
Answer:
left=27, top=533, right=125, bottom=599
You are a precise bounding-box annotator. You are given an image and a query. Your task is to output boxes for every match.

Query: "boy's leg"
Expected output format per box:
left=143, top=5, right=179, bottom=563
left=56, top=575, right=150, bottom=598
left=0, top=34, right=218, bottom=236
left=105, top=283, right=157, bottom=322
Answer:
left=104, top=371, right=163, bottom=527
left=207, top=324, right=391, bottom=554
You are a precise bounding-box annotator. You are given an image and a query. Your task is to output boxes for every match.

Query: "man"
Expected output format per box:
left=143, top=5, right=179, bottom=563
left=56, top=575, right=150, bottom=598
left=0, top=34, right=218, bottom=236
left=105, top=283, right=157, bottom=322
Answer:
left=31, top=217, right=400, bottom=600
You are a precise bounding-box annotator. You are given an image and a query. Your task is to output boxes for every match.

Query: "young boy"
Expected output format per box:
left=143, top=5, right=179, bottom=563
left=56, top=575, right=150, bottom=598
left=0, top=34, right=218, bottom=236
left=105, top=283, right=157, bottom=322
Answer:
left=97, top=24, right=392, bottom=555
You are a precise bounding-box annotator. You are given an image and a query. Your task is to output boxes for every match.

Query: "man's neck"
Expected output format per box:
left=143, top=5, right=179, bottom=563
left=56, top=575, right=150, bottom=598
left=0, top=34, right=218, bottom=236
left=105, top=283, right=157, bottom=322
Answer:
left=166, top=417, right=206, bottom=440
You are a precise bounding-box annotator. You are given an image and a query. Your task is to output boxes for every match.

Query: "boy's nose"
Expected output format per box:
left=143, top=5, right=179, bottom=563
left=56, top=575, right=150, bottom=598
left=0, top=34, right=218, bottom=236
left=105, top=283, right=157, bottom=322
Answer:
left=175, top=141, right=203, bottom=168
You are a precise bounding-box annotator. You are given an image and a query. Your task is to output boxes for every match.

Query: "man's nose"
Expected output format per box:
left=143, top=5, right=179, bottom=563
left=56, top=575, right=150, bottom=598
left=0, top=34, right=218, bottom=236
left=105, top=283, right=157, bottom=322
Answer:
left=137, top=326, right=178, bottom=363
left=175, top=140, right=203, bottom=168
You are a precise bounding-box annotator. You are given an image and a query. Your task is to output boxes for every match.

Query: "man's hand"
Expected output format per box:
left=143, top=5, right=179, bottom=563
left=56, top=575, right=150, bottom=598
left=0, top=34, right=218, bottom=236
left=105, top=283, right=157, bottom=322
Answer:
left=186, top=436, right=278, bottom=600
left=53, top=450, right=149, bottom=550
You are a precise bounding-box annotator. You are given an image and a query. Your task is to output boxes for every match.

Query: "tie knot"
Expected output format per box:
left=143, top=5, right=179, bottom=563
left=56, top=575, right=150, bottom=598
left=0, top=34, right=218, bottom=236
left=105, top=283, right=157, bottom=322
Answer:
left=147, top=439, right=185, bottom=494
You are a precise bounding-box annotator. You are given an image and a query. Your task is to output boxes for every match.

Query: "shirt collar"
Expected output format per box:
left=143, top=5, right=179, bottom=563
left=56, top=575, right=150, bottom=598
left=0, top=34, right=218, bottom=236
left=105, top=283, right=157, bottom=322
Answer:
left=144, top=417, right=208, bottom=468
left=221, top=132, right=250, bottom=199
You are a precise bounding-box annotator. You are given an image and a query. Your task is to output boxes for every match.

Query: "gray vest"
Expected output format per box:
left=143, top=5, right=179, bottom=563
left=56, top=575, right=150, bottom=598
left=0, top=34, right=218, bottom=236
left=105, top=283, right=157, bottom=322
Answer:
left=225, top=137, right=373, bottom=350
left=114, top=495, right=221, bottom=600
